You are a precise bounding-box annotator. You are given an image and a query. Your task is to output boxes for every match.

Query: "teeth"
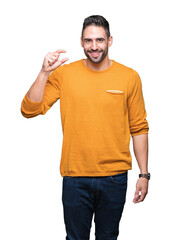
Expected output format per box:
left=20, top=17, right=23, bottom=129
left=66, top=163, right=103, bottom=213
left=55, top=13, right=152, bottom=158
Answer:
left=91, top=52, right=100, bottom=57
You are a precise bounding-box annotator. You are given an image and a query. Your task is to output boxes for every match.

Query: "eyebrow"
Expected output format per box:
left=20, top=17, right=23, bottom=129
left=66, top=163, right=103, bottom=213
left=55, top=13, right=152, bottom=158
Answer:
left=84, top=37, right=105, bottom=41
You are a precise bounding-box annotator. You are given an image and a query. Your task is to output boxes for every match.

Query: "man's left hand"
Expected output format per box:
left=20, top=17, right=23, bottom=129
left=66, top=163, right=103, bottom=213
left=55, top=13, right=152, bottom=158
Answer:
left=133, top=177, right=149, bottom=203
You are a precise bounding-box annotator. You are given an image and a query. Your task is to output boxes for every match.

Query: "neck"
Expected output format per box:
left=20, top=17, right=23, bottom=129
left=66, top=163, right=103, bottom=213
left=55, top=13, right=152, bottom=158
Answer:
left=84, top=56, right=112, bottom=71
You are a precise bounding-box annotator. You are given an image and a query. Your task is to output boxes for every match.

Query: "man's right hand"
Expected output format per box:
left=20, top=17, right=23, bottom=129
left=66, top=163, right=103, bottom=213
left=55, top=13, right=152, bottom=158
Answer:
left=42, top=49, right=69, bottom=73
left=25, top=50, right=68, bottom=103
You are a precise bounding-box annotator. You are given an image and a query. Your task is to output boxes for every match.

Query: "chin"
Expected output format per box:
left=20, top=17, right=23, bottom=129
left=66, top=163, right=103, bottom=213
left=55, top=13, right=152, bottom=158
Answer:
left=88, top=55, right=104, bottom=64
left=92, top=60, right=103, bottom=64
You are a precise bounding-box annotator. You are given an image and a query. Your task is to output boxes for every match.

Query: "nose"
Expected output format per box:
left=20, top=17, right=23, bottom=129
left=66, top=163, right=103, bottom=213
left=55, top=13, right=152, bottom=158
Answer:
left=91, top=40, right=98, bottom=50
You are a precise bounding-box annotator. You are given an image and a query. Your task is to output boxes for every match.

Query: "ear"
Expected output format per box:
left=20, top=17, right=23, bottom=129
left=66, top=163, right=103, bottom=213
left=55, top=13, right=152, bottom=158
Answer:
left=80, top=37, right=84, bottom=48
left=108, top=36, right=113, bottom=48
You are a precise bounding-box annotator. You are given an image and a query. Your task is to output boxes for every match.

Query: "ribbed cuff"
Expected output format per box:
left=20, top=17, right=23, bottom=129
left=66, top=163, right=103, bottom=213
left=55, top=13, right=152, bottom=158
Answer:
left=21, top=93, right=43, bottom=118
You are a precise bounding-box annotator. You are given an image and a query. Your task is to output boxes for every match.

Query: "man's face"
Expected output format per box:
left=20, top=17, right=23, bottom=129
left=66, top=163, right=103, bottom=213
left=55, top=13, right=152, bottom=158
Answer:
left=81, top=25, right=112, bottom=64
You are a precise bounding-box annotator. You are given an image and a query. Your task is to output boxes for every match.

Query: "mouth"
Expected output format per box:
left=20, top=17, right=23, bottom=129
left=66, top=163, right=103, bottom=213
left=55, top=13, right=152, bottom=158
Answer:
left=88, top=50, right=102, bottom=58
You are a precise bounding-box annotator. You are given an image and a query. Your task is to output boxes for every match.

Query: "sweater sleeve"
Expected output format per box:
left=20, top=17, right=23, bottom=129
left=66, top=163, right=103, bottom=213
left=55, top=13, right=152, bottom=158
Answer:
left=127, top=69, right=149, bottom=136
left=21, top=65, right=65, bottom=118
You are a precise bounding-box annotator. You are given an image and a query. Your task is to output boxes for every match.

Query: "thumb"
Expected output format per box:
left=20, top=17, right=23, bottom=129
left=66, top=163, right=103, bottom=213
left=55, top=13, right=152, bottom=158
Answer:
left=133, top=189, right=140, bottom=203
left=60, top=57, right=69, bottom=64
left=55, top=57, right=69, bottom=68
left=49, top=58, right=69, bottom=71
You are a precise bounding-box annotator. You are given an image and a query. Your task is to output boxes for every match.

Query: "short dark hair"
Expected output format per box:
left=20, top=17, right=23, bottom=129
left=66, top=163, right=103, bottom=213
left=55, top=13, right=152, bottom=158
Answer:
left=81, top=15, right=111, bottom=39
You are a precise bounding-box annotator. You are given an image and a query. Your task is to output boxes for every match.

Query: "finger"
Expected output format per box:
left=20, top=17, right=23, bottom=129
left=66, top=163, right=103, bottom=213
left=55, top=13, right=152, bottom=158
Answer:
left=47, top=50, right=67, bottom=60
left=55, top=58, right=69, bottom=68
left=47, top=52, right=59, bottom=58
left=134, top=195, right=144, bottom=203
left=134, top=191, right=147, bottom=203
left=48, top=58, right=56, bottom=66
left=134, top=189, right=139, bottom=200
left=48, top=56, right=58, bottom=63
left=133, top=195, right=140, bottom=203
left=51, top=53, right=60, bottom=58
left=48, top=60, right=54, bottom=66
left=55, top=49, right=67, bottom=54
left=133, top=189, right=141, bottom=203
left=133, top=196, right=141, bottom=203
left=48, top=53, right=62, bottom=65
left=139, top=191, right=147, bottom=202
left=61, top=57, right=69, bottom=63
left=53, top=58, right=69, bottom=68
left=48, top=52, right=65, bottom=61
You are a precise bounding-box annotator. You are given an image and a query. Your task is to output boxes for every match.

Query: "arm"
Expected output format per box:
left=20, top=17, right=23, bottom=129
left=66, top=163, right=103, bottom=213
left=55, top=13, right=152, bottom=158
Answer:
left=27, top=49, right=68, bottom=102
left=21, top=50, right=69, bottom=118
left=127, top=69, right=150, bottom=203
left=132, top=134, right=149, bottom=203
left=27, top=69, right=50, bottom=102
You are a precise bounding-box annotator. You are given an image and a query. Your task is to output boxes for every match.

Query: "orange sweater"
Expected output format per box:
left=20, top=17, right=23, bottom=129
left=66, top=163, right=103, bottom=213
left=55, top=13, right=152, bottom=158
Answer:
left=21, top=59, right=149, bottom=177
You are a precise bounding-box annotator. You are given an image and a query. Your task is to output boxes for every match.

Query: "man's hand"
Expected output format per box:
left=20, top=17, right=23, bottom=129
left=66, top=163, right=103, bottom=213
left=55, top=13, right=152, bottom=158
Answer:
left=26, top=49, right=69, bottom=103
left=42, top=49, right=69, bottom=73
left=133, top=177, right=149, bottom=203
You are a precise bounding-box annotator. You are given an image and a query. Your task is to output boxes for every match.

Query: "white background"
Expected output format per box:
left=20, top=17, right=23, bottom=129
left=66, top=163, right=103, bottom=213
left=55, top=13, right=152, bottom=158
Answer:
left=0, top=0, right=171, bottom=239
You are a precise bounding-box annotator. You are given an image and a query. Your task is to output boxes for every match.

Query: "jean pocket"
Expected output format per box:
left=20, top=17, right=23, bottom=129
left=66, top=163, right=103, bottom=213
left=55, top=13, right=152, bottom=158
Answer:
left=110, top=172, right=128, bottom=185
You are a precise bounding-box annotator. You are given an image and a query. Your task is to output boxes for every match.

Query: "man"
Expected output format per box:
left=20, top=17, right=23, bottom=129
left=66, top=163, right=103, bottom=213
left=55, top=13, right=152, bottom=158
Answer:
left=21, top=15, right=150, bottom=240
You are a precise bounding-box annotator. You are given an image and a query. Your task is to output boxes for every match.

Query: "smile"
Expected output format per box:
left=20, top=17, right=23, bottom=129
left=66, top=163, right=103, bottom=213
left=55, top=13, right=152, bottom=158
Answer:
left=89, top=51, right=102, bottom=58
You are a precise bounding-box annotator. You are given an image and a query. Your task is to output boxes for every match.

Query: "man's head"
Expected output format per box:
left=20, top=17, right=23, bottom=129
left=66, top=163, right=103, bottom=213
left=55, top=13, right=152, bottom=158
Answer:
left=81, top=15, right=113, bottom=64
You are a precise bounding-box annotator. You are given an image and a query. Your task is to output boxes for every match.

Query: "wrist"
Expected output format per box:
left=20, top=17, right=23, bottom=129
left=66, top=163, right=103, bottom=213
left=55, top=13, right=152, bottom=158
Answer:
left=39, top=69, right=51, bottom=82
left=40, top=68, right=51, bottom=76
left=139, top=173, right=151, bottom=180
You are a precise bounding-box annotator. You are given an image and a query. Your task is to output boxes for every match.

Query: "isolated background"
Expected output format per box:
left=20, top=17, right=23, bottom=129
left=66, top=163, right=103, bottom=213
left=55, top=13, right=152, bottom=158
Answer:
left=0, top=0, right=170, bottom=239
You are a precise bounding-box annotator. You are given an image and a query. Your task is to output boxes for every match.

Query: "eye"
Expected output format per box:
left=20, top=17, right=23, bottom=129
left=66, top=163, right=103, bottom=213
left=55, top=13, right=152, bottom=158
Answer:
left=97, top=38, right=104, bottom=43
left=84, top=39, right=91, bottom=43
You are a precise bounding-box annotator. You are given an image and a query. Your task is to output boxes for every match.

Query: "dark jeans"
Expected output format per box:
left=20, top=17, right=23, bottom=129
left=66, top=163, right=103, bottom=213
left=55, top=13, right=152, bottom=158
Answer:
left=62, top=172, right=128, bottom=240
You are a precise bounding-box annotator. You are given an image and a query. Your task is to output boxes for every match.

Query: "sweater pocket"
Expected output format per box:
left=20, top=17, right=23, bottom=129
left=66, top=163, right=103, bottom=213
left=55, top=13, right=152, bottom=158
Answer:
left=105, top=90, right=124, bottom=115
left=106, top=89, right=124, bottom=94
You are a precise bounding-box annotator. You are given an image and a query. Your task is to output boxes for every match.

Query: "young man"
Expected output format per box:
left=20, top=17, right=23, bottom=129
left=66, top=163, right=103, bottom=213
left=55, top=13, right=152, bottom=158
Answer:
left=21, top=15, right=150, bottom=240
